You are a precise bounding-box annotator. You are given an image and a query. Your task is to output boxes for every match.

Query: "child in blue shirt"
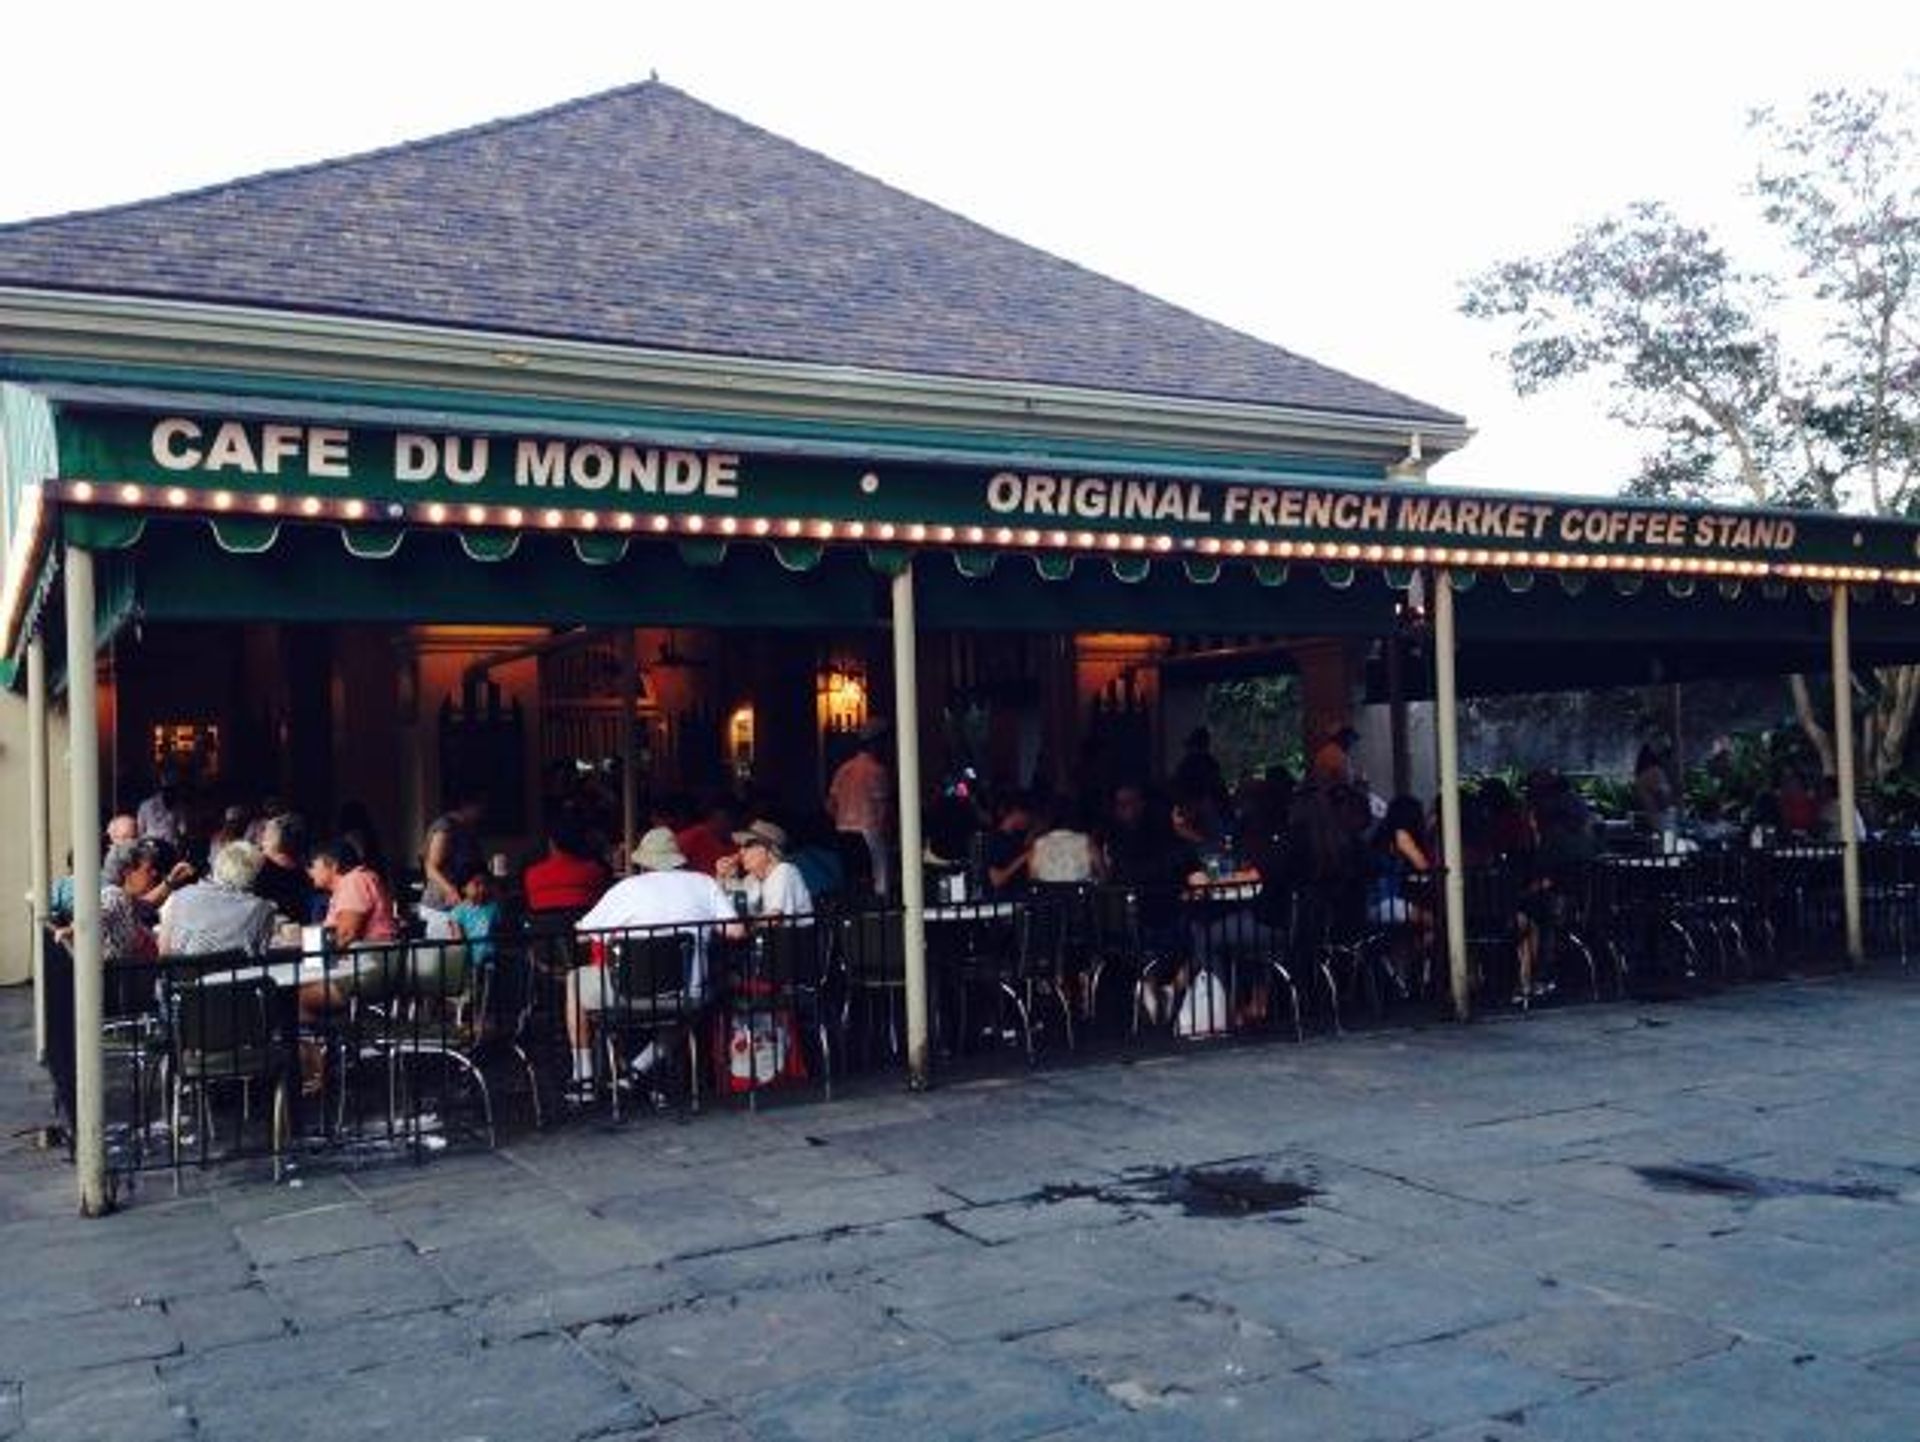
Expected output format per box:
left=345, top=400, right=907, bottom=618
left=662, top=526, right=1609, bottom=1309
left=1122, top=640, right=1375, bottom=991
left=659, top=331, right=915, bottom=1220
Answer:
left=448, top=864, right=501, bottom=970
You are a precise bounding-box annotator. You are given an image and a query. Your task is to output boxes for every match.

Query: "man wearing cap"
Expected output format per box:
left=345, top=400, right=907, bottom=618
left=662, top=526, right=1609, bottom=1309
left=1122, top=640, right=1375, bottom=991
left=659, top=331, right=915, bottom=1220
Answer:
left=827, top=722, right=893, bottom=897
left=566, top=826, right=740, bottom=1101
left=717, top=819, right=814, bottom=918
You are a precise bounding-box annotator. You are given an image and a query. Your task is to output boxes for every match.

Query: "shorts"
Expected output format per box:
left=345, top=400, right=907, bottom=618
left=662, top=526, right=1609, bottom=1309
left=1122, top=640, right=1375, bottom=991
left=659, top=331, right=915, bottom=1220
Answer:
left=1368, top=897, right=1414, bottom=926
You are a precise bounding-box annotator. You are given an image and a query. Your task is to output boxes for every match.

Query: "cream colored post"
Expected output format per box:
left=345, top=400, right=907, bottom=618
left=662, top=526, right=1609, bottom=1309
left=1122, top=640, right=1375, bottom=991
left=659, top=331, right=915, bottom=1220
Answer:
left=618, top=628, right=639, bottom=872
left=890, top=563, right=930, bottom=1087
left=1432, top=570, right=1470, bottom=1020
left=64, top=545, right=109, bottom=1215
left=1831, top=585, right=1863, bottom=964
left=26, top=632, right=50, bottom=1062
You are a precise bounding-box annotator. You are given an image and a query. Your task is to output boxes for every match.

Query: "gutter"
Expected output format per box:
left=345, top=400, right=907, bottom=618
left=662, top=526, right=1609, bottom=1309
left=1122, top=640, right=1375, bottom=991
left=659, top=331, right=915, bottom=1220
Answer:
left=0, top=288, right=1474, bottom=467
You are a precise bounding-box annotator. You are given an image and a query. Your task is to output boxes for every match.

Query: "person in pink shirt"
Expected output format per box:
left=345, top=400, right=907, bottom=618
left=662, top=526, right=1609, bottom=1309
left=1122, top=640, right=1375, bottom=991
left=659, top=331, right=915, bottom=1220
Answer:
left=308, top=839, right=399, bottom=944
left=297, top=839, right=400, bottom=1094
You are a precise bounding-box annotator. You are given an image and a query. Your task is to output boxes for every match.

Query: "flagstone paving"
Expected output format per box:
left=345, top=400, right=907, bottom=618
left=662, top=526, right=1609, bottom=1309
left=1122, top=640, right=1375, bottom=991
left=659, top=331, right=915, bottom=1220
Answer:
left=3, top=972, right=1918, bottom=1440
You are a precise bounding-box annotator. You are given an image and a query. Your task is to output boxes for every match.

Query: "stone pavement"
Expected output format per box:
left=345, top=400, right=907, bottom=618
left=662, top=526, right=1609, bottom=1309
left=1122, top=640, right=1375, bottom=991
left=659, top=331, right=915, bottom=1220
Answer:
left=3, top=973, right=1919, bottom=1440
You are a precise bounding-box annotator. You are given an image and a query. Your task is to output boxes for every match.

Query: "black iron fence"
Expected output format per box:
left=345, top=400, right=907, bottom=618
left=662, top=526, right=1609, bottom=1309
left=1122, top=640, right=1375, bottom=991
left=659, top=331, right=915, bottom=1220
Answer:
left=41, top=841, right=1918, bottom=1185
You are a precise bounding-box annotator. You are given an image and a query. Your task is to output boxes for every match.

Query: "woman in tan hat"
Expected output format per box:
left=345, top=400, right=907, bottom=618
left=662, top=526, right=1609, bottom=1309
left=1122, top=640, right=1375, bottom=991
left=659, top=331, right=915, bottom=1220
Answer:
left=717, top=819, right=813, bottom=918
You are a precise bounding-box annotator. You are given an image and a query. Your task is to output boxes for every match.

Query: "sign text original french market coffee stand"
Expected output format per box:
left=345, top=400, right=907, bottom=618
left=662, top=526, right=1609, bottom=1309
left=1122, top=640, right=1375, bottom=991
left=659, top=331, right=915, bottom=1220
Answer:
left=47, top=406, right=1920, bottom=583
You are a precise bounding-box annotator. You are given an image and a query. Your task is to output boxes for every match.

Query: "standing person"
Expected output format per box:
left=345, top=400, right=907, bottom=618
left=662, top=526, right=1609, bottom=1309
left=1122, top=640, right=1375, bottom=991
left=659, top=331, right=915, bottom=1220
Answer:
left=136, top=770, right=188, bottom=847
left=1633, top=745, right=1677, bottom=836
left=718, top=819, right=814, bottom=917
left=421, top=792, right=486, bottom=912
left=827, top=720, right=894, bottom=897
left=567, top=826, right=741, bottom=1102
left=158, top=841, right=278, bottom=958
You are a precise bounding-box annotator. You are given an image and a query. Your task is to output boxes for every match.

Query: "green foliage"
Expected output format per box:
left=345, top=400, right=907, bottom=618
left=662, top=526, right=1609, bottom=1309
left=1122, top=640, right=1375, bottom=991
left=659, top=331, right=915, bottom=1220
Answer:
left=1203, top=677, right=1303, bottom=787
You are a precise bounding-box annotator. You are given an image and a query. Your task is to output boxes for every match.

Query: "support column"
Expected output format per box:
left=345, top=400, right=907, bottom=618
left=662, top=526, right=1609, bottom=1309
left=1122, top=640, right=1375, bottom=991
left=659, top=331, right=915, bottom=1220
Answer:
left=64, top=545, right=109, bottom=1215
left=890, top=564, right=931, bottom=1088
left=618, top=628, right=639, bottom=873
left=27, top=633, right=50, bottom=1063
left=1831, top=585, right=1863, bottom=964
left=1386, top=634, right=1411, bottom=798
left=1432, top=570, right=1469, bottom=1020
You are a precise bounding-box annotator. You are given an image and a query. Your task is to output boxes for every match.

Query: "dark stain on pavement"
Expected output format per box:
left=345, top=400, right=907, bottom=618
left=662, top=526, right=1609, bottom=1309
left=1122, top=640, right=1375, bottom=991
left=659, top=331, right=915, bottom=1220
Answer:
left=1633, top=1162, right=1898, bottom=1203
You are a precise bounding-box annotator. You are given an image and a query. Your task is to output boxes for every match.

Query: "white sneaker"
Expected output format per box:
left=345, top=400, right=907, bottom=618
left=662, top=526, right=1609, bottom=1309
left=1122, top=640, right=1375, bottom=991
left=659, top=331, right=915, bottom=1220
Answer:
left=627, top=1041, right=662, bottom=1076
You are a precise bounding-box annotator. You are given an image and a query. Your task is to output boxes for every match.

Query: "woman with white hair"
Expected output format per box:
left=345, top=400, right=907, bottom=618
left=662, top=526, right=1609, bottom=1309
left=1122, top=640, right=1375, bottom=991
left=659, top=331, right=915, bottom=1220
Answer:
left=158, top=840, right=279, bottom=957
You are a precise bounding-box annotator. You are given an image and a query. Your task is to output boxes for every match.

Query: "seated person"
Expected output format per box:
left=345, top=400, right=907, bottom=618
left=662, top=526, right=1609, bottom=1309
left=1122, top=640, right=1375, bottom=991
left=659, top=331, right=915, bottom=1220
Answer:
left=298, top=840, right=402, bottom=1093
left=1027, top=797, right=1101, bottom=885
left=158, top=840, right=278, bottom=957
left=568, top=827, right=742, bottom=1101
left=982, top=792, right=1036, bottom=894
left=717, top=819, right=814, bottom=918
left=522, top=820, right=611, bottom=914
left=448, top=864, right=502, bottom=969
left=252, top=813, right=316, bottom=924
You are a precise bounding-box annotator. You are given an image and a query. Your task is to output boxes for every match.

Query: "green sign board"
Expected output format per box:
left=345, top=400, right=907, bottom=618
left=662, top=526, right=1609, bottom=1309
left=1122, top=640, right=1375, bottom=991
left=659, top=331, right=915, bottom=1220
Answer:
left=48, top=404, right=1920, bottom=577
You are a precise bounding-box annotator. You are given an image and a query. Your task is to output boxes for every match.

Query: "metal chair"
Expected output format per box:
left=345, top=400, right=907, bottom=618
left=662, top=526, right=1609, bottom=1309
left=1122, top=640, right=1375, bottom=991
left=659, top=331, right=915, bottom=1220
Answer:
left=168, top=971, right=292, bottom=1188
left=589, top=930, right=706, bottom=1119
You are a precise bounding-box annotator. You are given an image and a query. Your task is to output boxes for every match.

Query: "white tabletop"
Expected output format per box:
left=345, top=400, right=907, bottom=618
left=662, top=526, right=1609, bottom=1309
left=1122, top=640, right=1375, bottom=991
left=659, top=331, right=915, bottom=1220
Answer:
left=187, top=951, right=391, bottom=989
left=925, top=901, right=1020, bottom=923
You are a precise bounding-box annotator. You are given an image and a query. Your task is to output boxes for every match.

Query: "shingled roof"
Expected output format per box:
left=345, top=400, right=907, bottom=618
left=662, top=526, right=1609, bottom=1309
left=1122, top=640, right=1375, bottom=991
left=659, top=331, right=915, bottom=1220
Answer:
left=0, top=81, right=1459, bottom=425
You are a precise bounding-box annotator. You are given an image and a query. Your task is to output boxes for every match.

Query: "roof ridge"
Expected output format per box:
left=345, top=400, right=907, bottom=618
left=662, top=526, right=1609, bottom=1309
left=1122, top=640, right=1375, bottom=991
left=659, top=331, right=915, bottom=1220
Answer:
left=0, top=75, right=672, bottom=234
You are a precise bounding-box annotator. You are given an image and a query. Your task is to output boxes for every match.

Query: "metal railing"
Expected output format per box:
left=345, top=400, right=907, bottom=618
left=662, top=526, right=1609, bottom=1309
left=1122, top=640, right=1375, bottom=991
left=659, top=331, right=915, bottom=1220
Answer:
left=40, top=842, right=1916, bottom=1183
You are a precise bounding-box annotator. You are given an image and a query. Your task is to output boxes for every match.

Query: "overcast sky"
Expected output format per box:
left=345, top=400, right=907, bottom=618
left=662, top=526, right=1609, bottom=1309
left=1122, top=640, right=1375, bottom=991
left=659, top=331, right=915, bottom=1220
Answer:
left=3, top=2, right=1914, bottom=495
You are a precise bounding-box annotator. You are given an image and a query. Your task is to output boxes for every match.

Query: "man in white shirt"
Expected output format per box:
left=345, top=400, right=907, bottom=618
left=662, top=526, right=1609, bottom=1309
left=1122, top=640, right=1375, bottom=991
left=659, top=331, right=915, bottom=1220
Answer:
left=567, top=827, right=739, bottom=1100
left=827, top=722, right=893, bottom=896
left=718, top=819, right=814, bottom=918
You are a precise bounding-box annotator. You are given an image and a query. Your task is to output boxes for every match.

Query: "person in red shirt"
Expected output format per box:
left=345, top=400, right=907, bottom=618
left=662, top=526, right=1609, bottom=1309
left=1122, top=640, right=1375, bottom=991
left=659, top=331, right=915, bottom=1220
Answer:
left=674, top=795, right=739, bottom=877
left=523, top=822, right=612, bottom=914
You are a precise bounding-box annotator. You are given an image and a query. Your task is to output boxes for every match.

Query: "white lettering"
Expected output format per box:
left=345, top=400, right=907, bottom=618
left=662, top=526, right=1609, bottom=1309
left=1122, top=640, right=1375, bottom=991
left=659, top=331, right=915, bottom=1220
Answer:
left=151, top=418, right=202, bottom=471
left=443, top=435, right=490, bottom=486
left=514, top=439, right=566, bottom=488
left=705, top=452, right=740, bottom=498
left=204, top=422, right=259, bottom=474
left=662, top=451, right=703, bottom=495
left=569, top=443, right=614, bottom=491
left=394, top=433, right=438, bottom=483
left=309, top=427, right=350, bottom=479
left=258, top=424, right=301, bottom=475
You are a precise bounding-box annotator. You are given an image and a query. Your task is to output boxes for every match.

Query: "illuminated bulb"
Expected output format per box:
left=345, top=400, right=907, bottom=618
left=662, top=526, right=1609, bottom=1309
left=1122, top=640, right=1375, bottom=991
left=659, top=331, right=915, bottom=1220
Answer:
left=753, top=518, right=772, bottom=536
left=907, top=523, right=927, bottom=542
left=1128, top=534, right=1148, bottom=552
left=616, top=513, right=636, bottom=531
left=1252, top=539, right=1271, bottom=557
left=301, top=497, right=323, bottom=517
left=1277, top=540, right=1298, bottom=558
left=1152, top=535, right=1174, bottom=553
left=343, top=499, right=367, bottom=520
left=993, top=527, right=1014, bottom=545
left=685, top=515, right=706, bottom=533
left=936, top=526, right=956, bottom=543
left=876, top=522, right=895, bottom=540
left=166, top=487, right=188, bottom=508
left=1017, top=529, right=1039, bottom=547
left=71, top=482, right=94, bottom=502
left=1386, top=545, right=1405, bottom=563
left=813, top=519, right=835, bottom=539
left=541, top=508, right=562, bottom=528
left=257, top=494, right=280, bottom=514
left=579, top=511, right=600, bottom=530
left=1228, top=539, right=1248, bottom=556
left=1047, top=530, right=1067, bottom=547
left=846, top=521, right=866, bottom=539
left=1074, top=531, right=1094, bottom=548
left=425, top=503, right=447, bottom=524
left=1342, top=543, right=1363, bottom=561
left=464, top=504, right=486, bottom=525
left=119, top=484, right=143, bottom=505
left=783, top=518, right=804, bottom=537
left=720, top=517, right=738, bottom=535
left=966, top=526, right=986, bottom=544
left=652, top=515, right=672, bottom=533
left=503, top=507, right=524, bottom=527
left=1363, top=544, right=1384, bottom=563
